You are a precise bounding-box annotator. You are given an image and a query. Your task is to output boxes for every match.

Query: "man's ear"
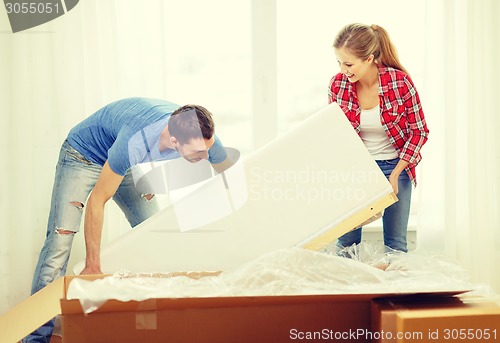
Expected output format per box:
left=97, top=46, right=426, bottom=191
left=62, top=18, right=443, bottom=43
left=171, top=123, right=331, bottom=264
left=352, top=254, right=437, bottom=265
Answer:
left=170, top=136, right=178, bottom=147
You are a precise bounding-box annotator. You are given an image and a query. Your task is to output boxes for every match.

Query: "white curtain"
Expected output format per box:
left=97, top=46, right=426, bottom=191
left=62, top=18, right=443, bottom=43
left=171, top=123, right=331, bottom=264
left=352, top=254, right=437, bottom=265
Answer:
left=418, top=0, right=500, bottom=292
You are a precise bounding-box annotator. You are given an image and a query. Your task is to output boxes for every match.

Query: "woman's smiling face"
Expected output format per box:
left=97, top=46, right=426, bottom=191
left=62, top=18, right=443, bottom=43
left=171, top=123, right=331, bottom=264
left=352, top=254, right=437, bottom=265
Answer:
left=335, top=47, right=374, bottom=83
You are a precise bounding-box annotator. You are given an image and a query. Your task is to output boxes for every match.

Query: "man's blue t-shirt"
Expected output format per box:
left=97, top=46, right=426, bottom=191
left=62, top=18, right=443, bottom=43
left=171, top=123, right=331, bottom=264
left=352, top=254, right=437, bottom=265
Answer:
left=66, top=97, right=227, bottom=176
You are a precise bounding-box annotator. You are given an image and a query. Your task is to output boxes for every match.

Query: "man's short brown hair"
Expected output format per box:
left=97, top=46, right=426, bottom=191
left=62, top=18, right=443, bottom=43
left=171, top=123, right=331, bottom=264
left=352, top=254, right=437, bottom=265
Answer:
left=169, top=105, right=215, bottom=144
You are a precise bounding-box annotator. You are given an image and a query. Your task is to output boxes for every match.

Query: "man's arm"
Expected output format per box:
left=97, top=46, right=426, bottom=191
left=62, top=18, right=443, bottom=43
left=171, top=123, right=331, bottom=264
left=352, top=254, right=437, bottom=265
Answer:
left=80, top=161, right=124, bottom=275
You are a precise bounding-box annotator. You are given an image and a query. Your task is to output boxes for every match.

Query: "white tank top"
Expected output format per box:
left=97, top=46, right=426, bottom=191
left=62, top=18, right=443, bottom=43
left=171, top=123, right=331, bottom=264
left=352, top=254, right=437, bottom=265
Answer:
left=359, top=105, right=398, bottom=160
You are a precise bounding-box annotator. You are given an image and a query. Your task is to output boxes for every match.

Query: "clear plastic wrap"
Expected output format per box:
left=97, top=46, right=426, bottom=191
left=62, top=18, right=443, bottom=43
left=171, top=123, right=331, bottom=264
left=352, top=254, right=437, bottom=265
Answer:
left=67, top=245, right=481, bottom=314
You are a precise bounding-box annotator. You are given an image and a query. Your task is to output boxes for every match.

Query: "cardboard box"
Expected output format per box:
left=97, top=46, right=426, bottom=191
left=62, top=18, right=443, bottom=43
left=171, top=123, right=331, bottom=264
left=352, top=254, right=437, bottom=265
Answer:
left=0, top=274, right=429, bottom=343
left=60, top=275, right=378, bottom=343
left=2, top=274, right=478, bottom=343
left=371, top=295, right=500, bottom=343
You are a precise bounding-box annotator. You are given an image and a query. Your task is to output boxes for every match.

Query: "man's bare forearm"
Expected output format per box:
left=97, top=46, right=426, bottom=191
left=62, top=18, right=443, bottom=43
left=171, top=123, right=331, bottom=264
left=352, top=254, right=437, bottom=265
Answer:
left=80, top=161, right=123, bottom=275
left=83, top=195, right=105, bottom=273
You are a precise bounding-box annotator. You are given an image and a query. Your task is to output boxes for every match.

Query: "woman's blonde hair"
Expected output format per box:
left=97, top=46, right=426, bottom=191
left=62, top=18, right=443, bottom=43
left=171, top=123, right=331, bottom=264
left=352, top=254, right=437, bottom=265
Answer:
left=333, top=23, right=408, bottom=75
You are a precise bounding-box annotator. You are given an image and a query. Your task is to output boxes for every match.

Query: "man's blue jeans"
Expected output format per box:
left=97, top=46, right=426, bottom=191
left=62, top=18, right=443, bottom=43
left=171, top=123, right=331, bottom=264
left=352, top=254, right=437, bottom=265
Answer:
left=337, top=158, right=412, bottom=253
left=24, top=141, right=159, bottom=343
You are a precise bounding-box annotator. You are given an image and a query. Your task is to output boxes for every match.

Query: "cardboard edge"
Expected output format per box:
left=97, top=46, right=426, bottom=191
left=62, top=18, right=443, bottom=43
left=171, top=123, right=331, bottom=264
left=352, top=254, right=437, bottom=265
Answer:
left=301, top=192, right=398, bottom=250
left=62, top=274, right=111, bottom=295
left=0, top=278, right=65, bottom=343
left=371, top=300, right=398, bottom=343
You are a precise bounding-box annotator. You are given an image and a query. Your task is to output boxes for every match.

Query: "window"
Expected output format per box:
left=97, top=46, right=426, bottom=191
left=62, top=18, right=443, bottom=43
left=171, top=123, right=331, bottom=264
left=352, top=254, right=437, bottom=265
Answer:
left=276, top=0, right=426, bottom=238
left=163, top=0, right=253, bottom=155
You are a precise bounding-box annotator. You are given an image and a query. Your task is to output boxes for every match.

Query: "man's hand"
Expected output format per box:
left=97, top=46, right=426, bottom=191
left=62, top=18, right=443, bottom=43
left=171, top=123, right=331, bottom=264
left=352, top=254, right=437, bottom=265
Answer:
left=79, top=265, right=103, bottom=275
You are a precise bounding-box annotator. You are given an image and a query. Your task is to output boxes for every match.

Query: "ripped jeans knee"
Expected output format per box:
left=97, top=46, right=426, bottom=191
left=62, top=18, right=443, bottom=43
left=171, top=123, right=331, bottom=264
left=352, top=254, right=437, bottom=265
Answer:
left=55, top=228, right=77, bottom=235
left=141, top=193, right=155, bottom=201
left=31, top=227, right=76, bottom=294
left=69, top=201, right=84, bottom=209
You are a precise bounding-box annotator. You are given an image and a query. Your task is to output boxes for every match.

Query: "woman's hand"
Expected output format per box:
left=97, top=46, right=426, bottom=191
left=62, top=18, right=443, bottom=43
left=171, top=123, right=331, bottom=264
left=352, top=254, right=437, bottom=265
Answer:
left=389, top=171, right=400, bottom=195
left=388, top=159, right=409, bottom=195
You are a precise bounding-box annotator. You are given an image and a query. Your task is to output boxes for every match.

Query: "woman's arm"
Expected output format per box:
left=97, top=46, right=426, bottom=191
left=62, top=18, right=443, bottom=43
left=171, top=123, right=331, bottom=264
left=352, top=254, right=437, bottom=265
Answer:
left=399, top=76, right=429, bottom=164
left=389, top=159, right=410, bottom=194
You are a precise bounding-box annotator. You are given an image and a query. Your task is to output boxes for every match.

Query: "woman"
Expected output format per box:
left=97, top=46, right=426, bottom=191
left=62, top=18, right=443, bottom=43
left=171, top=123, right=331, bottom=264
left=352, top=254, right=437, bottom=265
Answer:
left=328, top=23, right=429, bottom=253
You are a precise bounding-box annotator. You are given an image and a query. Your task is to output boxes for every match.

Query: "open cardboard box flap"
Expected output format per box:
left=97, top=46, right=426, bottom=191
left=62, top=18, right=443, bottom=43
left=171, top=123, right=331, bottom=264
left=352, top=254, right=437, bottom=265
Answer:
left=1, top=277, right=65, bottom=343
left=0, top=276, right=91, bottom=343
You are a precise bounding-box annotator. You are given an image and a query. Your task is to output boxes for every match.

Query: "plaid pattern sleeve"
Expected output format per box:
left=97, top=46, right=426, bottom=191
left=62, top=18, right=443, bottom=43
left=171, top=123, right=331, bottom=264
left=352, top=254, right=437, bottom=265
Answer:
left=328, top=73, right=360, bottom=129
left=328, top=73, right=346, bottom=104
left=379, top=69, right=429, bottom=166
left=399, top=75, right=429, bottom=164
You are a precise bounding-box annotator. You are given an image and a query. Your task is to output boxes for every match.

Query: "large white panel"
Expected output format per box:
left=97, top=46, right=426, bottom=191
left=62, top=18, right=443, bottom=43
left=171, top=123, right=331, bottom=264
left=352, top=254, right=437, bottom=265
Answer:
left=74, top=103, right=394, bottom=274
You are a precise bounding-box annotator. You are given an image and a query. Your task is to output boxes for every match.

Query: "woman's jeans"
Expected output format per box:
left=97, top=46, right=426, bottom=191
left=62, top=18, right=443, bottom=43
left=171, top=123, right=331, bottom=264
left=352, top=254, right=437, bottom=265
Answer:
left=24, top=141, right=159, bottom=343
left=337, top=158, right=412, bottom=253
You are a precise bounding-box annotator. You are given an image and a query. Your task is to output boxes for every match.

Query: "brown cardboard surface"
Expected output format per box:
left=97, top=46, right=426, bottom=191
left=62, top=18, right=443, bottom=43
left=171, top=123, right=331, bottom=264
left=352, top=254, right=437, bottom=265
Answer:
left=2, top=275, right=472, bottom=343
left=58, top=277, right=468, bottom=343
left=372, top=295, right=500, bottom=343
left=62, top=294, right=375, bottom=343
left=1, top=278, right=65, bottom=343
left=60, top=275, right=377, bottom=342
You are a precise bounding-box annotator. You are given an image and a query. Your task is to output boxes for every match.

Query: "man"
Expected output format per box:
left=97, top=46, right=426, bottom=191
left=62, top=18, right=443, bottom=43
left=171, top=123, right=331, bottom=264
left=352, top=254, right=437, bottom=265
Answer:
left=24, top=97, right=231, bottom=342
